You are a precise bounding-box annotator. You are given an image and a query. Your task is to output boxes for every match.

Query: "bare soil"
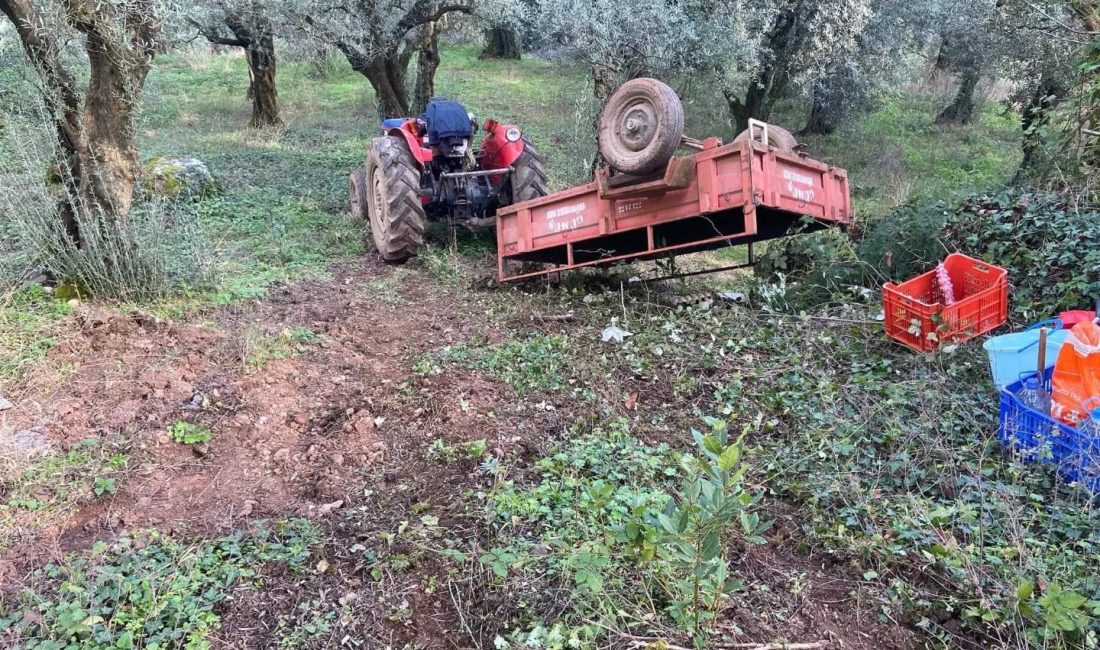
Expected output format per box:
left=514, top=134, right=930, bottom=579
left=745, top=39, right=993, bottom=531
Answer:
left=0, top=257, right=914, bottom=649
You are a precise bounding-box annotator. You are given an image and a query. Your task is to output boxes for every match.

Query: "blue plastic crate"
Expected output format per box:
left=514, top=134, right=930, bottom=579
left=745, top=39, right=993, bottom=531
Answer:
left=999, top=369, right=1100, bottom=492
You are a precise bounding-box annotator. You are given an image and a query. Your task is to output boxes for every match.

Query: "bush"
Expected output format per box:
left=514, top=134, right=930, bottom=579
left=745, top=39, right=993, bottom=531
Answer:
left=943, top=190, right=1100, bottom=320
left=0, top=98, right=210, bottom=300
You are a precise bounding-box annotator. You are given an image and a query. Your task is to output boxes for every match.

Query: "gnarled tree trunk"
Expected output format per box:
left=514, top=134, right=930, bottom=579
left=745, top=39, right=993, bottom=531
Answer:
left=479, top=25, right=520, bottom=60
left=936, top=67, right=981, bottom=125
left=245, top=33, right=281, bottom=127
left=412, top=22, right=440, bottom=115
left=801, top=83, right=838, bottom=136
left=2, top=0, right=157, bottom=235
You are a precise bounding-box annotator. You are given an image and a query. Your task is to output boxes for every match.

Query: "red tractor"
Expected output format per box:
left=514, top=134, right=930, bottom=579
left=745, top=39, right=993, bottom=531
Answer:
left=349, top=99, right=547, bottom=261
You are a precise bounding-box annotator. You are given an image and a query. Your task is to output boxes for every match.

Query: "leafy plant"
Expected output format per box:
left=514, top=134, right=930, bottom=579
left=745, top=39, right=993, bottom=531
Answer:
left=637, top=418, right=769, bottom=635
left=168, top=420, right=212, bottom=445
left=93, top=476, right=117, bottom=496
left=0, top=519, right=319, bottom=647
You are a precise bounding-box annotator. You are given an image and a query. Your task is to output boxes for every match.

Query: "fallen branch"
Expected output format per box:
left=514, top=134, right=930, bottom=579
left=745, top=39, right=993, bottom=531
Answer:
left=533, top=312, right=576, bottom=323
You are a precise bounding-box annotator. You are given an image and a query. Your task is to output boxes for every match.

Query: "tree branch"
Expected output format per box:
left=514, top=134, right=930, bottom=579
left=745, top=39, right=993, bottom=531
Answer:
left=187, top=17, right=248, bottom=48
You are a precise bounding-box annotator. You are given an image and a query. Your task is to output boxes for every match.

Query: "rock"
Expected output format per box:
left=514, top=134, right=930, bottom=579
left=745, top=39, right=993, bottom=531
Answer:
left=338, top=592, right=358, bottom=606
left=0, top=428, right=52, bottom=456
left=0, top=395, right=11, bottom=411
left=142, top=156, right=218, bottom=200
left=318, top=500, right=343, bottom=515
left=273, top=448, right=291, bottom=463
left=191, top=442, right=210, bottom=457
left=239, top=500, right=255, bottom=517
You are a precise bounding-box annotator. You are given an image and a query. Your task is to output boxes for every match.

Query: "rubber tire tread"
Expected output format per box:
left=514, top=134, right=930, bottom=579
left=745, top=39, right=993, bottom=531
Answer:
left=508, top=137, right=549, bottom=204
left=597, top=78, right=685, bottom=175
left=366, top=136, right=426, bottom=262
left=733, top=124, right=798, bottom=152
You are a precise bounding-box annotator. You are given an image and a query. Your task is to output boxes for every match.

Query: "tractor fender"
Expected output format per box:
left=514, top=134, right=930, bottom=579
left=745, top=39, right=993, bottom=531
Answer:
left=383, top=121, right=433, bottom=168
left=479, top=119, right=527, bottom=182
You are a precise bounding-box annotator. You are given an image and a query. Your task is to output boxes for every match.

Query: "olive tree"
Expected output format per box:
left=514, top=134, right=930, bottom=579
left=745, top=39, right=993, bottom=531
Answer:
left=281, top=0, right=474, bottom=117
left=188, top=0, right=282, bottom=128
left=719, top=0, right=873, bottom=133
left=0, top=0, right=162, bottom=240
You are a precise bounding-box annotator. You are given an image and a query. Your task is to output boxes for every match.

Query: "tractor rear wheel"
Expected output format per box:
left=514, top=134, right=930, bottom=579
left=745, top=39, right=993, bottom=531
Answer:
left=506, top=137, right=549, bottom=205
left=349, top=169, right=368, bottom=220
left=365, top=136, right=426, bottom=262
left=598, top=78, right=684, bottom=176
left=733, top=124, right=798, bottom=152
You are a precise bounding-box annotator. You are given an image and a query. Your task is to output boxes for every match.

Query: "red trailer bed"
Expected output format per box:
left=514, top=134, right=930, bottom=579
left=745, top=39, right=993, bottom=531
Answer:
left=495, top=136, right=851, bottom=281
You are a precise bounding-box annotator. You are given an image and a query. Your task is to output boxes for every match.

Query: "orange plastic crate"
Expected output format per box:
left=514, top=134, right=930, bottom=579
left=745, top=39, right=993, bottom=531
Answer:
left=883, top=253, right=1008, bottom=352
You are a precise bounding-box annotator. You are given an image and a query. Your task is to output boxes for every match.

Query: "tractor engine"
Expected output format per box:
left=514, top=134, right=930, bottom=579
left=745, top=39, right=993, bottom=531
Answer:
left=422, top=99, right=496, bottom=222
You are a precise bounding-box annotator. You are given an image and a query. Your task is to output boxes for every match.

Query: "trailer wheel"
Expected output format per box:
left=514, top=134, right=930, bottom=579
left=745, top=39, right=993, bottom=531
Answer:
left=365, top=136, right=426, bottom=262
left=733, top=124, right=798, bottom=152
left=598, top=78, right=684, bottom=175
left=505, top=137, right=549, bottom=205
left=349, top=169, right=368, bottom=220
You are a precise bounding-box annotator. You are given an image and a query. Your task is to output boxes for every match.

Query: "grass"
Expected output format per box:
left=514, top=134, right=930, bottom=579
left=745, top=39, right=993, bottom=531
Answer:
left=0, top=437, right=128, bottom=549
left=1, top=519, right=319, bottom=647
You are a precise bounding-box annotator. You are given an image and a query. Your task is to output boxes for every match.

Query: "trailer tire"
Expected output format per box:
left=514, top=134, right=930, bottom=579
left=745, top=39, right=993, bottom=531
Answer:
left=349, top=168, right=368, bottom=220
left=598, top=78, right=684, bottom=175
left=365, top=136, right=426, bottom=263
left=505, top=137, right=549, bottom=205
left=733, top=124, right=798, bottom=152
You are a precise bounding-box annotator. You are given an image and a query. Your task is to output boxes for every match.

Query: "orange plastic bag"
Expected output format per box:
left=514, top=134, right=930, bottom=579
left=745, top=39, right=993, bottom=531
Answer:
left=1051, top=320, right=1100, bottom=425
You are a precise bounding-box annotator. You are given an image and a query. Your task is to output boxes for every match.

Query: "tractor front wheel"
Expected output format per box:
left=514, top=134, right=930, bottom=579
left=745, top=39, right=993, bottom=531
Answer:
left=365, top=136, right=426, bottom=262
left=505, top=137, right=549, bottom=205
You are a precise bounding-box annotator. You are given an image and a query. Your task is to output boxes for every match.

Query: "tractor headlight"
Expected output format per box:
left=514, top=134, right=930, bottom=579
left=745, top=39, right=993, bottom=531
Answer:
left=505, top=127, right=522, bottom=143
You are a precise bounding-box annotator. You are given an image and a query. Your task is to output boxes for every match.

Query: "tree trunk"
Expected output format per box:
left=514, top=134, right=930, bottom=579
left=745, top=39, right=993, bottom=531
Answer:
left=1013, top=74, right=1066, bottom=183
left=337, top=43, right=413, bottom=118
left=79, top=32, right=152, bottom=221
left=412, top=24, right=440, bottom=115
left=725, top=82, right=771, bottom=135
left=479, top=25, right=521, bottom=60
left=246, top=34, right=281, bottom=128
left=801, top=82, right=837, bottom=136
left=936, top=67, right=981, bottom=125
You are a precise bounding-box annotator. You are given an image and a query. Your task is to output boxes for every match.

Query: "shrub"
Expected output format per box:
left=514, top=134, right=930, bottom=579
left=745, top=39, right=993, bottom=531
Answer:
left=942, top=190, right=1100, bottom=320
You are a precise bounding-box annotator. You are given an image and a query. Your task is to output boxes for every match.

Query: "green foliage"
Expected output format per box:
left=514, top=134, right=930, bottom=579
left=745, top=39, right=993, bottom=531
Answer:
left=0, top=285, right=71, bottom=383
left=244, top=326, right=322, bottom=369
left=426, top=438, right=488, bottom=463
left=943, top=190, right=1100, bottom=320
left=485, top=418, right=764, bottom=640
left=424, top=335, right=572, bottom=395
left=611, top=301, right=1100, bottom=646
left=0, top=519, right=319, bottom=648
left=167, top=421, right=212, bottom=445
left=1, top=438, right=128, bottom=543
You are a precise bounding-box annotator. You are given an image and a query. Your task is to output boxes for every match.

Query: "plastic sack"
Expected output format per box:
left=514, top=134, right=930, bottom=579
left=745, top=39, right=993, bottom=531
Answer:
left=1051, top=319, right=1100, bottom=425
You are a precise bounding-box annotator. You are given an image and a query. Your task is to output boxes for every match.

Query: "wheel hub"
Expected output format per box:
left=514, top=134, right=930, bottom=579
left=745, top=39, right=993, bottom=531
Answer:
left=618, top=100, right=657, bottom=152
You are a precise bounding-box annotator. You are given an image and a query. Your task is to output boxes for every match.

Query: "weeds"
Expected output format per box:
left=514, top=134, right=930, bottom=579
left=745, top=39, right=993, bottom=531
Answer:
left=0, top=519, right=319, bottom=647
left=167, top=421, right=212, bottom=445
left=243, top=326, right=322, bottom=369
left=483, top=417, right=766, bottom=646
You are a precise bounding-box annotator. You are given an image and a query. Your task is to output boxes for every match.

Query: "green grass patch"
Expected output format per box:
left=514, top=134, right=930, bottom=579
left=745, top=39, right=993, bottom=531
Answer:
left=0, top=285, right=71, bottom=384
left=0, top=438, right=128, bottom=547
left=418, top=334, right=573, bottom=395
left=0, top=519, right=319, bottom=647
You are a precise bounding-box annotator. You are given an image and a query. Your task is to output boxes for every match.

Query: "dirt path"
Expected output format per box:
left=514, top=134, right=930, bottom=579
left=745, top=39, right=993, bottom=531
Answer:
left=0, top=258, right=913, bottom=649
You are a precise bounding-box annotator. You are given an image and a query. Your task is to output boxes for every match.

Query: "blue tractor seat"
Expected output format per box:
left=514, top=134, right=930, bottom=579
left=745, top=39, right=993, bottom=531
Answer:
left=381, top=118, right=407, bottom=131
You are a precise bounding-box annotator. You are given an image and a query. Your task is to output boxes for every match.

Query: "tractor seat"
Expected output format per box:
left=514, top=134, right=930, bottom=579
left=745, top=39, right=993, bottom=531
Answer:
left=381, top=118, right=407, bottom=130
left=422, top=99, right=472, bottom=146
